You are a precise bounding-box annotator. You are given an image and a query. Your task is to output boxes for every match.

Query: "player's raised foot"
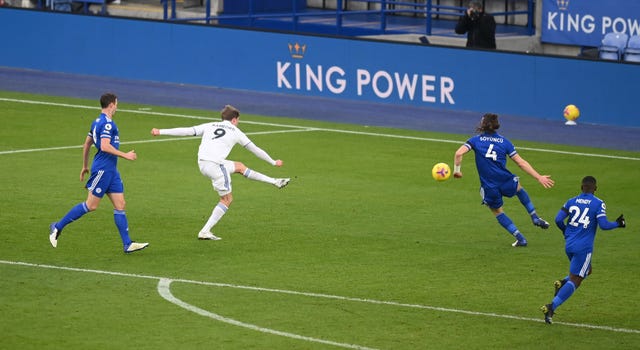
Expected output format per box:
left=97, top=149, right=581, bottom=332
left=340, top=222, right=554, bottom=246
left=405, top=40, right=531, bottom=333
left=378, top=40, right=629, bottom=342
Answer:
left=511, top=239, right=528, bottom=247
left=541, top=304, right=554, bottom=324
left=274, top=178, right=290, bottom=189
left=124, top=241, right=149, bottom=253
left=553, top=279, right=566, bottom=296
left=533, top=217, right=550, bottom=229
left=49, top=222, right=60, bottom=248
left=198, top=231, right=221, bottom=241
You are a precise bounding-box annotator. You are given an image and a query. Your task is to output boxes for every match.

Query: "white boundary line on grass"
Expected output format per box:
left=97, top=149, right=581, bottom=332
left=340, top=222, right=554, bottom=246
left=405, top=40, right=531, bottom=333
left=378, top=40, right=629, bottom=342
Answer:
left=1, top=97, right=638, bottom=161
left=2, top=260, right=639, bottom=338
left=157, top=279, right=378, bottom=350
left=0, top=129, right=316, bottom=155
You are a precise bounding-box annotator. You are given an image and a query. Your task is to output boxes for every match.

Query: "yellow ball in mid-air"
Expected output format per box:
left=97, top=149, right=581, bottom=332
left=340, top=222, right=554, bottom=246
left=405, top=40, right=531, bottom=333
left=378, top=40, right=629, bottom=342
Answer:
left=432, top=163, right=451, bottom=181
left=563, top=104, right=580, bottom=121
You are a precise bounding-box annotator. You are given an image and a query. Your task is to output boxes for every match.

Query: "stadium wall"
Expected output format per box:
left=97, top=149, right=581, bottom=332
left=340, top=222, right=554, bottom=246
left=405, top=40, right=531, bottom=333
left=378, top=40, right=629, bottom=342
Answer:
left=1, top=8, right=638, bottom=127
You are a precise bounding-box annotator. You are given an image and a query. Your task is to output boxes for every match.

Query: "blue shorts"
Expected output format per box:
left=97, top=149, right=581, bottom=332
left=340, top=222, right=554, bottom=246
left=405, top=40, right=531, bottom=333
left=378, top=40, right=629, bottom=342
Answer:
left=85, top=169, right=124, bottom=198
left=567, top=249, right=592, bottom=278
left=480, top=177, right=519, bottom=209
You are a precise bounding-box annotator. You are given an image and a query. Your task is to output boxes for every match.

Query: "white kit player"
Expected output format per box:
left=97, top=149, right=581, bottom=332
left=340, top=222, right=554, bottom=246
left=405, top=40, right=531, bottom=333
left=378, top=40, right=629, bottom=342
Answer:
left=151, top=105, right=290, bottom=240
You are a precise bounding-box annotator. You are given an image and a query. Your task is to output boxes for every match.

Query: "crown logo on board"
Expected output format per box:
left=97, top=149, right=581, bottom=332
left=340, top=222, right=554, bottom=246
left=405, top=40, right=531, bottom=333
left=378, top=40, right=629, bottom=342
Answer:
left=556, top=0, right=569, bottom=10
left=288, top=43, right=306, bottom=59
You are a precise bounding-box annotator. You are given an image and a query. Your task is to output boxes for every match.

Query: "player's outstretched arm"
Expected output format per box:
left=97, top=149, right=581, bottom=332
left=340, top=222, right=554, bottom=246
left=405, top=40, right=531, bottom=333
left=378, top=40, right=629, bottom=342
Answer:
left=597, top=214, right=625, bottom=230
left=245, top=143, right=278, bottom=166
left=151, top=127, right=198, bottom=137
left=511, top=154, right=554, bottom=188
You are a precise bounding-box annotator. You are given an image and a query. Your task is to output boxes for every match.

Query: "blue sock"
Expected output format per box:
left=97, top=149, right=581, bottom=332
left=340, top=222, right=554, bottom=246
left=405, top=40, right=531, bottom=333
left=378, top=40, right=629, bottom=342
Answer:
left=516, top=189, right=538, bottom=219
left=57, top=202, right=90, bottom=231
left=114, top=210, right=132, bottom=246
left=552, top=280, right=576, bottom=310
left=496, top=213, right=525, bottom=241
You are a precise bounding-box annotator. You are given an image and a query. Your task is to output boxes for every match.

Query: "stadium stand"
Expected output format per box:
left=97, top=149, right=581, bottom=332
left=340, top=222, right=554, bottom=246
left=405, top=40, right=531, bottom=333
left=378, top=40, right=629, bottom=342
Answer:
left=9, top=0, right=620, bottom=58
left=45, top=0, right=71, bottom=11
left=75, top=0, right=106, bottom=14
left=38, top=0, right=106, bottom=14
left=598, top=32, right=628, bottom=61
left=623, top=35, right=640, bottom=63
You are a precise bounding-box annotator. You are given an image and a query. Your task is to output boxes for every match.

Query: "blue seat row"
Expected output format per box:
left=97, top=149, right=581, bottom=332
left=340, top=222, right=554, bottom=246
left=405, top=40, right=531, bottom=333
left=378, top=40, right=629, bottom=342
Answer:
left=598, top=33, right=640, bottom=62
left=43, top=0, right=106, bottom=14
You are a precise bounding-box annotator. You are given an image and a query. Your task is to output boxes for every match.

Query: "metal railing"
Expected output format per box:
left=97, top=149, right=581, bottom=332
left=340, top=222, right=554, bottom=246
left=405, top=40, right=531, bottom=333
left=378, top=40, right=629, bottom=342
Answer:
left=160, top=0, right=534, bottom=36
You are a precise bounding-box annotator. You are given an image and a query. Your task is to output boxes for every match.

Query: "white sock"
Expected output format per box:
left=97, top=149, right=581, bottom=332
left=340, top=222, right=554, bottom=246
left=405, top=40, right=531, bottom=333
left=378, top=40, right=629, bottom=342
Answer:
left=243, top=168, right=275, bottom=184
left=201, top=203, right=228, bottom=233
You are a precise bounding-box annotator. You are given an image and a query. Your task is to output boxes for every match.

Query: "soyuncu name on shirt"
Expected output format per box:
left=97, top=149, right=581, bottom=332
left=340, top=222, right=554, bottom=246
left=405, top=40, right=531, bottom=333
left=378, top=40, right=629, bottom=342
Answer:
left=479, top=136, right=504, bottom=143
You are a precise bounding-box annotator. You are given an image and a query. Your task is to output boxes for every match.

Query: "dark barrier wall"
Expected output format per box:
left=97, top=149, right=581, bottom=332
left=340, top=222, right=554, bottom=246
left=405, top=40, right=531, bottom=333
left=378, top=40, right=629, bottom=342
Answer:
left=1, top=8, right=638, bottom=127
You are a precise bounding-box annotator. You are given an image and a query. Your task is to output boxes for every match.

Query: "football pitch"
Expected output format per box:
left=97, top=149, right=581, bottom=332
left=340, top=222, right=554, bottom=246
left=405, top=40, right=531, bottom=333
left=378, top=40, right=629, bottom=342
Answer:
left=1, top=91, right=639, bottom=349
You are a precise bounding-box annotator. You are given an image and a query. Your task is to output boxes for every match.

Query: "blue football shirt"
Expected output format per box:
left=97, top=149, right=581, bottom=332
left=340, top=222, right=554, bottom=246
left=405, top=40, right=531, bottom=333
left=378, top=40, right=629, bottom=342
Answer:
left=558, top=193, right=617, bottom=253
left=464, top=132, right=517, bottom=188
left=88, top=113, right=119, bottom=171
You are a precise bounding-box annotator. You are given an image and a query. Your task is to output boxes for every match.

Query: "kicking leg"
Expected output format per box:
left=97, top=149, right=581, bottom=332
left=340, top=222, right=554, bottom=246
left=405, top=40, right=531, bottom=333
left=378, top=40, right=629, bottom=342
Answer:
left=516, top=186, right=549, bottom=229
left=235, top=161, right=290, bottom=188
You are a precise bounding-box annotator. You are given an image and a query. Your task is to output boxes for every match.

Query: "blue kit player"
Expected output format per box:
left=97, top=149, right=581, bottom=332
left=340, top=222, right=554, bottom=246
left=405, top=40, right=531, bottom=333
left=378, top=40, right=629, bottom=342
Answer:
left=49, top=93, right=149, bottom=253
left=453, top=113, right=555, bottom=247
left=541, top=176, right=626, bottom=324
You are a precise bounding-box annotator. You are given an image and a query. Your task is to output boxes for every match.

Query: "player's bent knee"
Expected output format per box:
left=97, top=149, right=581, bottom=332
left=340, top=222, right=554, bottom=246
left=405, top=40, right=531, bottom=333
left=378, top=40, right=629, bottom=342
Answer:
left=234, top=162, right=247, bottom=174
left=220, top=194, right=233, bottom=207
left=85, top=202, right=100, bottom=211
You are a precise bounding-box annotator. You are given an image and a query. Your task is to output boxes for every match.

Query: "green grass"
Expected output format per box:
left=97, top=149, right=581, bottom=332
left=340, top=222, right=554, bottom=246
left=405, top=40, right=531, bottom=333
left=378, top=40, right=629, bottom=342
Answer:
left=1, top=91, right=639, bottom=349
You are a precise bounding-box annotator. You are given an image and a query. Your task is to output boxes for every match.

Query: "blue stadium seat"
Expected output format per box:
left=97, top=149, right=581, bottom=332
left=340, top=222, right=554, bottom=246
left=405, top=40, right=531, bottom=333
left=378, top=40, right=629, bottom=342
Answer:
left=598, top=32, right=628, bottom=61
left=623, top=35, right=640, bottom=63
left=46, top=0, right=72, bottom=11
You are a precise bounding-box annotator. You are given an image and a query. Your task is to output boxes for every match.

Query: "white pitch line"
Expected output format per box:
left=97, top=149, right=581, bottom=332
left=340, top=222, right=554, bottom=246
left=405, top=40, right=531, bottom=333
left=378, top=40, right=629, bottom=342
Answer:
left=1, top=97, right=638, bottom=161
left=158, top=279, right=378, bottom=350
left=1, top=260, right=639, bottom=335
left=0, top=97, right=310, bottom=130
left=0, top=129, right=315, bottom=155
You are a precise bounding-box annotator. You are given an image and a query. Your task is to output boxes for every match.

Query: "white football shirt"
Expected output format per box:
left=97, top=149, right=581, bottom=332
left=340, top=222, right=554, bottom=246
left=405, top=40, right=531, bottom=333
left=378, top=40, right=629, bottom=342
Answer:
left=193, top=120, right=251, bottom=162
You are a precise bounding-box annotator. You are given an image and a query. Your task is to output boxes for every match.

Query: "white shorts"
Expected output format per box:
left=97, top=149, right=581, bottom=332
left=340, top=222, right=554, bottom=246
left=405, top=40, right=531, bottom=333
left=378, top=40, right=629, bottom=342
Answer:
left=198, top=160, right=235, bottom=196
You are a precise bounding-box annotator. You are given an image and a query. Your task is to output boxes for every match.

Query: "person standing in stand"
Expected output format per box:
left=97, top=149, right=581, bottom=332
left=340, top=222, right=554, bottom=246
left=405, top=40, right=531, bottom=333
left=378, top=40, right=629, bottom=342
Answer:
left=455, top=1, right=497, bottom=49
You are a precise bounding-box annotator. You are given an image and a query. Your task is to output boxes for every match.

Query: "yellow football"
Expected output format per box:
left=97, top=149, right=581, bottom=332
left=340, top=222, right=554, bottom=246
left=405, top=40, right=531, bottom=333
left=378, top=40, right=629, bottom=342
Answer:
left=563, top=104, right=580, bottom=121
left=432, top=163, right=451, bottom=181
